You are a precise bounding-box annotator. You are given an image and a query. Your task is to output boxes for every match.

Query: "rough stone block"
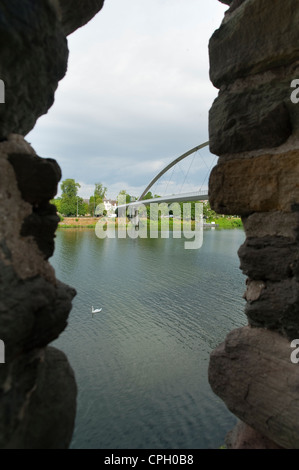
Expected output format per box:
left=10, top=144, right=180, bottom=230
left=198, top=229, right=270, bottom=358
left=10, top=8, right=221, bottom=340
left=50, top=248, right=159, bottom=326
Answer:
left=242, top=212, right=299, bottom=241
left=8, top=153, right=61, bottom=205
left=225, top=421, right=283, bottom=449
left=0, top=261, right=76, bottom=361
left=21, top=203, right=60, bottom=260
left=238, top=236, right=299, bottom=281
left=210, top=0, right=299, bottom=88
left=209, top=78, right=294, bottom=155
left=209, top=150, right=299, bottom=215
left=0, top=0, right=68, bottom=139
left=226, top=0, right=247, bottom=13
left=0, top=347, right=77, bottom=449
left=51, top=0, right=105, bottom=36
left=0, top=138, right=62, bottom=279
left=208, top=326, right=299, bottom=448
left=244, top=278, right=299, bottom=339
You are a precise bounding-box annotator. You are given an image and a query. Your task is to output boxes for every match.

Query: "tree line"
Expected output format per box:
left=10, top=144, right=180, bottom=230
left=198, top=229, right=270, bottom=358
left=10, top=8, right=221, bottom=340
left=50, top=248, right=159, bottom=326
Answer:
left=51, top=179, right=108, bottom=217
left=51, top=179, right=144, bottom=218
left=51, top=178, right=222, bottom=221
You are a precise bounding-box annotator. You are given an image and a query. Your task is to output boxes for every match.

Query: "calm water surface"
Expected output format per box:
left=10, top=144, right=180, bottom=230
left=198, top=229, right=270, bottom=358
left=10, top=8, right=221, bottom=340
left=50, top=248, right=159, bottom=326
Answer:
left=50, top=228, right=246, bottom=449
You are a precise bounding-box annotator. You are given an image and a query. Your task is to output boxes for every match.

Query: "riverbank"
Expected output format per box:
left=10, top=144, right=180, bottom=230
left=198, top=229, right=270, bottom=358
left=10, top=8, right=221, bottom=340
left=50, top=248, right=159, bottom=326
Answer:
left=59, top=217, right=99, bottom=228
left=58, top=217, right=243, bottom=229
left=211, top=217, right=243, bottom=229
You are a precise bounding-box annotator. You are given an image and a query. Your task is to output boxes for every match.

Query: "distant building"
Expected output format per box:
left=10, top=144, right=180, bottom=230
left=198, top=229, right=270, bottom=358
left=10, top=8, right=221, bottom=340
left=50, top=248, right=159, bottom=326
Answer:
left=103, top=199, right=117, bottom=215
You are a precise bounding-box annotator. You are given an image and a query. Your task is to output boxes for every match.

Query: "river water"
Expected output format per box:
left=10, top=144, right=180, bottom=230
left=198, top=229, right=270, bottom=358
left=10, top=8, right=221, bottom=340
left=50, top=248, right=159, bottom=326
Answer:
left=50, top=227, right=246, bottom=449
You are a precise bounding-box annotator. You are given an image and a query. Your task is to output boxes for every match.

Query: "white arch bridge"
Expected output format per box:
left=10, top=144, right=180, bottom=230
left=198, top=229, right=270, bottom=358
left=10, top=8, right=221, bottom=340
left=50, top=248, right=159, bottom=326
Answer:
left=116, top=141, right=210, bottom=212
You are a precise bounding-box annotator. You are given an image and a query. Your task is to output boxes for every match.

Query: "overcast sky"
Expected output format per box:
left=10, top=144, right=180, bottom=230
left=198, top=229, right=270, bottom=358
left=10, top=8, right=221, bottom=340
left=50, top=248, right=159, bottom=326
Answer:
left=27, top=0, right=226, bottom=200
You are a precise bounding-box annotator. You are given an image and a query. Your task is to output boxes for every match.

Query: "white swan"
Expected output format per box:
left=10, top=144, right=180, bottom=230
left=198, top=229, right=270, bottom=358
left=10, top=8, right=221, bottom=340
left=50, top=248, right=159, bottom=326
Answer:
left=92, top=306, right=102, bottom=314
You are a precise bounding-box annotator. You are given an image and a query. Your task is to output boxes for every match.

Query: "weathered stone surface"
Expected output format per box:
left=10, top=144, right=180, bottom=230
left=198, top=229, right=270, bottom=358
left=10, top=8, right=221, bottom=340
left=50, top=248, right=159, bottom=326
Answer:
left=209, top=0, right=299, bottom=451
left=242, top=212, right=299, bottom=241
left=0, top=0, right=107, bottom=449
left=0, top=261, right=76, bottom=361
left=0, top=347, right=77, bottom=449
left=0, top=135, right=77, bottom=447
left=7, top=152, right=61, bottom=259
left=0, top=138, right=57, bottom=281
left=208, top=326, right=299, bottom=449
left=221, top=1, right=257, bottom=18
left=244, top=278, right=299, bottom=339
left=21, top=203, right=59, bottom=260
left=50, top=0, right=105, bottom=36
left=238, top=236, right=299, bottom=281
left=4, top=152, right=61, bottom=259
left=227, top=0, right=247, bottom=13
left=8, top=153, right=61, bottom=205
left=243, top=280, right=266, bottom=303
left=209, top=78, right=293, bottom=155
left=0, top=0, right=68, bottom=139
left=225, top=421, right=283, bottom=449
left=210, top=0, right=299, bottom=88
left=209, top=150, right=299, bottom=215
left=0, top=138, right=75, bottom=360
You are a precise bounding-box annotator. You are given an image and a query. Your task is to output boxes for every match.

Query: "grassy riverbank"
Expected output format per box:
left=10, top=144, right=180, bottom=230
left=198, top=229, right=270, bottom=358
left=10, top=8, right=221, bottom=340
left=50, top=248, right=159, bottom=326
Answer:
left=212, top=217, right=243, bottom=229
left=58, top=217, right=98, bottom=228
left=58, top=217, right=243, bottom=229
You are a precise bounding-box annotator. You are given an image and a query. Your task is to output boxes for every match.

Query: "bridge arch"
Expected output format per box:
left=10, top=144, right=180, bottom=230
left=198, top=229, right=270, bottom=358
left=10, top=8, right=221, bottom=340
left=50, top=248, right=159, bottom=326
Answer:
left=138, top=141, right=209, bottom=201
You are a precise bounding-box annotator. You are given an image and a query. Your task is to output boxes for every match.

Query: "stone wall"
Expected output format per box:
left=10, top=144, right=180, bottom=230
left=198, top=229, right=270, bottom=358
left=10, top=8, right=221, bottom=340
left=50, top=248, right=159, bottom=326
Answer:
left=2, top=0, right=297, bottom=450
left=208, top=0, right=299, bottom=448
left=0, top=0, right=104, bottom=449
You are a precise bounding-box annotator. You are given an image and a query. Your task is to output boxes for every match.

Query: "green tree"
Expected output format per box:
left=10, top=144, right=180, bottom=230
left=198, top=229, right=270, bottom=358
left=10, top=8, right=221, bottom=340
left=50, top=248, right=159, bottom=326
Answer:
left=79, top=200, right=89, bottom=216
left=114, top=190, right=131, bottom=218
left=61, top=179, right=80, bottom=198
left=51, top=197, right=62, bottom=214
left=89, top=182, right=107, bottom=216
left=118, top=189, right=131, bottom=204
left=60, top=179, right=81, bottom=216
left=142, top=191, right=153, bottom=200
left=203, top=201, right=217, bottom=221
left=94, top=182, right=107, bottom=200
left=89, top=196, right=98, bottom=216
left=181, top=201, right=199, bottom=221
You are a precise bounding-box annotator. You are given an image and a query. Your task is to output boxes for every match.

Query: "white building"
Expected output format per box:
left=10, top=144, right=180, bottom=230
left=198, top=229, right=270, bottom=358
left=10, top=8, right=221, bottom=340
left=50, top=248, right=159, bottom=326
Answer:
left=103, top=199, right=117, bottom=216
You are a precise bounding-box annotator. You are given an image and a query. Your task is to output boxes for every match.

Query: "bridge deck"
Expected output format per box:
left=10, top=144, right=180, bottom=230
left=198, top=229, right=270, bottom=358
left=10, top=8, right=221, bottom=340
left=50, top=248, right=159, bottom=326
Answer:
left=117, top=191, right=208, bottom=209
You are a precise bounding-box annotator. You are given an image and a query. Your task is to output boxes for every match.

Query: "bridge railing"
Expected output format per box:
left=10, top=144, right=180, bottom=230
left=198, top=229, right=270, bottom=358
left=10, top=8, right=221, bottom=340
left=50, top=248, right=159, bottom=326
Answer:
left=116, top=190, right=208, bottom=210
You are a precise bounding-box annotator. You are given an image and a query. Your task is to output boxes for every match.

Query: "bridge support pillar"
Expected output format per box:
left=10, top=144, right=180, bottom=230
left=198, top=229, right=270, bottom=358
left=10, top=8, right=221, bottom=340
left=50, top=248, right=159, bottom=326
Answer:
left=208, top=0, right=299, bottom=449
